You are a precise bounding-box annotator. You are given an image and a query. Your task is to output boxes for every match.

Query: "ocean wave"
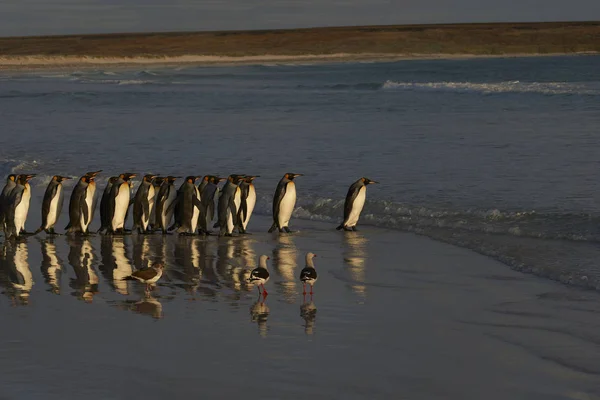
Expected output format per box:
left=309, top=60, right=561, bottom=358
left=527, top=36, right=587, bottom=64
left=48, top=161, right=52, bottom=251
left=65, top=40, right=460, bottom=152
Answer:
left=381, top=80, right=600, bottom=95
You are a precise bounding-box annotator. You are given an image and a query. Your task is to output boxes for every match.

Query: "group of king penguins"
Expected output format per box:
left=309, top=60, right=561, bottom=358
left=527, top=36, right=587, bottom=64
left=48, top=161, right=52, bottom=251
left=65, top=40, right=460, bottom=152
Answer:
left=0, top=171, right=379, bottom=240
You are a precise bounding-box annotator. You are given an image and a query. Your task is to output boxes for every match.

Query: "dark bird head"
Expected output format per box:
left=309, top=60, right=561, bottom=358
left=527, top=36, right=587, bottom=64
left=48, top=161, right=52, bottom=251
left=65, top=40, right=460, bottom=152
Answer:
left=153, top=176, right=165, bottom=186
left=53, top=175, right=71, bottom=183
left=85, top=170, right=102, bottom=178
left=228, top=174, right=245, bottom=184
left=285, top=173, right=303, bottom=180
left=166, top=176, right=180, bottom=183
left=143, top=174, right=157, bottom=183
left=6, top=174, right=17, bottom=183
left=17, top=174, right=35, bottom=184
left=213, top=176, right=227, bottom=184
left=185, top=176, right=199, bottom=183
left=201, top=175, right=211, bottom=183
left=243, top=175, right=259, bottom=183
left=121, top=173, right=136, bottom=182
left=362, top=177, right=379, bottom=185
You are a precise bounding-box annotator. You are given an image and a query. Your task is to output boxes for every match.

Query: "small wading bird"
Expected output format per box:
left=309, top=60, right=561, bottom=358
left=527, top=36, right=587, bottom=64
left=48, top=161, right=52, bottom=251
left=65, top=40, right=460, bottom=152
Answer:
left=300, top=252, right=318, bottom=295
left=129, top=262, right=165, bottom=294
left=247, top=255, right=270, bottom=298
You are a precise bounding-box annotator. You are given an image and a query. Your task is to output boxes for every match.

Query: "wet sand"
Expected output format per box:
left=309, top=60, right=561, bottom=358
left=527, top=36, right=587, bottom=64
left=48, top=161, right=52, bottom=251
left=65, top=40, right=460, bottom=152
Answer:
left=1, top=213, right=599, bottom=399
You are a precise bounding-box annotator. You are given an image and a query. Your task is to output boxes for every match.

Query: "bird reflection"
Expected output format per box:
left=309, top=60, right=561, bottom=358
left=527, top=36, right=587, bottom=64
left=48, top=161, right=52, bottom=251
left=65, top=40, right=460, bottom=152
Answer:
left=271, top=234, right=298, bottom=303
left=131, top=234, right=152, bottom=270
left=40, top=238, right=63, bottom=294
left=250, top=299, right=270, bottom=338
left=112, top=237, right=133, bottom=295
left=67, top=236, right=99, bottom=303
left=172, top=235, right=202, bottom=294
left=300, top=300, right=317, bottom=335
left=232, top=236, right=256, bottom=291
left=342, top=232, right=369, bottom=299
left=0, top=241, right=33, bottom=305
left=132, top=294, right=163, bottom=319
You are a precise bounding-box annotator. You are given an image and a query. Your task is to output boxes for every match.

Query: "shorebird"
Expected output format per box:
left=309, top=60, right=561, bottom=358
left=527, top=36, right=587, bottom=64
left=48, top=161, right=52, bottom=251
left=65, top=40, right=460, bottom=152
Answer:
left=300, top=252, right=318, bottom=295
left=130, top=262, right=164, bottom=294
left=247, top=255, right=270, bottom=297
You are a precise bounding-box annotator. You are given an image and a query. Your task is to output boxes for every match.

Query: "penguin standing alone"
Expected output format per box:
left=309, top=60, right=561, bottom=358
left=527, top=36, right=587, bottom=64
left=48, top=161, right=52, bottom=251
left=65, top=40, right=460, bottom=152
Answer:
left=268, top=173, right=303, bottom=233
left=237, top=175, right=259, bottom=234
left=109, top=173, right=136, bottom=234
left=35, top=175, right=70, bottom=235
left=132, top=174, right=157, bottom=234
left=336, top=177, right=378, bottom=231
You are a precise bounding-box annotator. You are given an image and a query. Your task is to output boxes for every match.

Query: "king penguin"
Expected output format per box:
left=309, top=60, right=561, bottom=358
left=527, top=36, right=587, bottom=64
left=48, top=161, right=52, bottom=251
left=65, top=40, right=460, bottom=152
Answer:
left=237, top=175, right=259, bottom=234
left=268, top=173, right=303, bottom=233
left=66, top=170, right=101, bottom=235
left=35, top=175, right=70, bottom=235
left=98, top=176, right=118, bottom=234
left=155, top=176, right=179, bottom=234
left=148, top=176, right=164, bottom=232
left=5, top=174, right=35, bottom=239
left=169, top=176, right=201, bottom=235
left=0, top=174, right=17, bottom=234
left=336, top=177, right=378, bottom=231
left=199, top=175, right=225, bottom=235
left=108, top=172, right=136, bottom=234
left=132, top=174, right=157, bottom=234
left=216, top=174, right=245, bottom=237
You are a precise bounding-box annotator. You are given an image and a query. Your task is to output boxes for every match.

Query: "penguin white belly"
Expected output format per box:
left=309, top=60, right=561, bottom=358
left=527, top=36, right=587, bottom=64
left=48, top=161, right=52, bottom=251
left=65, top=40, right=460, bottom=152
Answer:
left=13, top=243, right=33, bottom=293
left=190, top=188, right=201, bottom=232
left=162, top=189, right=177, bottom=228
left=112, top=240, right=132, bottom=295
left=111, top=184, right=130, bottom=230
left=278, top=182, right=296, bottom=228
left=142, top=185, right=155, bottom=230
left=346, top=187, right=366, bottom=227
left=46, top=186, right=61, bottom=229
left=227, top=188, right=242, bottom=234
left=80, top=185, right=95, bottom=232
left=242, top=186, right=256, bottom=229
left=14, top=188, right=31, bottom=233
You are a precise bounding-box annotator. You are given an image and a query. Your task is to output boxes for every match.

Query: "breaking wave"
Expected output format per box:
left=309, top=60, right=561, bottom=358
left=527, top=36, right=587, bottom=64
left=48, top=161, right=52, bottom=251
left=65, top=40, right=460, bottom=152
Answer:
left=381, top=80, right=600, bottom=95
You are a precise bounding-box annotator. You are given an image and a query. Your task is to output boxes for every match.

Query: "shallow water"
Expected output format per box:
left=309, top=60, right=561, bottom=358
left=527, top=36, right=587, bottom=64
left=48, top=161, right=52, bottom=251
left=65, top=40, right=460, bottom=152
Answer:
left=1, top=55, right=600, bottom=398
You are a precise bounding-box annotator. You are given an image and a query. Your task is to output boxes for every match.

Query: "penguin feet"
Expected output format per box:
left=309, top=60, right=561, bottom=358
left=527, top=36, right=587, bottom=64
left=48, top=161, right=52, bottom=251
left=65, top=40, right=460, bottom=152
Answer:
left=343, top=226, right=353, bottom=232
left=352, top=227, right=358, bottom=232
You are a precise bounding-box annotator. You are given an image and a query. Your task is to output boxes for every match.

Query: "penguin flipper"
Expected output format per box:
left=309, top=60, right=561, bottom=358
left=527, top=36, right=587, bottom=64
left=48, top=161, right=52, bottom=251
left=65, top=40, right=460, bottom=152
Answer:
left=343, top=182, right=362, bottom=222
left=228, top=197, right=238, bottom=226
left=142, top=199, right=150, bottom=222
left=41, top=183, right=58, bottom=230
left=166, top=196, right=180, bottom=215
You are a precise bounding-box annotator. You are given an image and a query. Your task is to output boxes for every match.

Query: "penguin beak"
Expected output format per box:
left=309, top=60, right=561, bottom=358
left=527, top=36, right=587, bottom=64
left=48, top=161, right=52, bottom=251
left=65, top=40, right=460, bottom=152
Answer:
left=369, top=180, right=379, bottom=184
left=293, top=174, right=303, bottom=178
left=86, top=170, right=102, bottom=177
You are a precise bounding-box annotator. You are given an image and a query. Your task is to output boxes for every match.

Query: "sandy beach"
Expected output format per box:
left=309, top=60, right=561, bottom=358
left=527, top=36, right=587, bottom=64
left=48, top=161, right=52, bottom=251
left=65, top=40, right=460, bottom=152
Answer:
left=0, top=21, right=598, bottom=71
left=1, top=213, right=599, bottom=399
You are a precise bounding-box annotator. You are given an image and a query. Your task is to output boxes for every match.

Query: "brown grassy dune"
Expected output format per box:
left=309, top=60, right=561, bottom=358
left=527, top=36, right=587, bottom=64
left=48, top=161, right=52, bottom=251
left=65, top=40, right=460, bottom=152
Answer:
left=0, top=22, right=599, bottom=68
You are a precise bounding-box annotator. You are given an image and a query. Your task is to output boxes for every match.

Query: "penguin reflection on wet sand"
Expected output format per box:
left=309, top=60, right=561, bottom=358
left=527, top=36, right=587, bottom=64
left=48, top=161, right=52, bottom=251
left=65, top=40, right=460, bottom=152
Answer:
left=5, top=174, right=36, bottom=239
left=336, top=177, right=378, bottom=232
left=237, top=175, right=258, bottom=234
left=269, top=173, right=303, bottom=233
left=132, top=174, right=157, bottom=234
left=35, top=175, right=70, bottom=235
left=66, top=170, right=101, bottom=235
left=0, top=174, right=17, bottom=233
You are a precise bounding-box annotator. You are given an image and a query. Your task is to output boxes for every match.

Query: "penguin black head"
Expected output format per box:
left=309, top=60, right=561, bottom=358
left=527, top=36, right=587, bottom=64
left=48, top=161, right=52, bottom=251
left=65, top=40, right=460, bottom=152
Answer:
left=285, top=173, right=303, bottom=180
left=17, top=174, right=35, bottom=184
left=362, top=177, right=379, bottom=185
left=85, top=170, right=102, bottom=178
left=213, top=176, right=227, bottom=184
left=6, top=174, right=17, bottom=183
left=143, top=174, right=156, bottom=183
left=53, top=175, right=71, bottom=183
left=166, top=176, right=180, bottom=183
left=153, top=176, right=165, bottom=186
left=228, top=174, right=245, bottom=184
left=243, top=175, right=259, bottom=183
left=185, top=176, right=199, bottom=183
left=121, top=173, right=136, bottom=182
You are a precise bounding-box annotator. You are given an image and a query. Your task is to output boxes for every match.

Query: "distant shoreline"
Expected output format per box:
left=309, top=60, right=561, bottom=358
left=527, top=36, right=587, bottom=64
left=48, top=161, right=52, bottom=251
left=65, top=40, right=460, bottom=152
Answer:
left=0, top=21, right=599, bottom=71
left=0, top=52, right=598, bottom=72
